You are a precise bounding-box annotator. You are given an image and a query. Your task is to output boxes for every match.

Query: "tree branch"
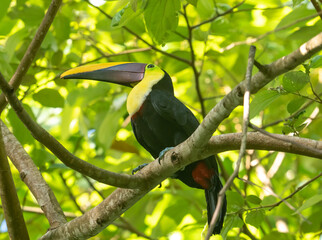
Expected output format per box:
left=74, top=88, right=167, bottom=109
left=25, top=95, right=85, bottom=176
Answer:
left=310, top=0, right=322, bottom=20
left=0, top=120, right=30, bottom=239
left=0, top=0, right=62, bottom=113
left=206, top=132, right=322, bottom=159
left=249, top=123, right=322, bottom=158
left=1, top=121, right=67, bottom=228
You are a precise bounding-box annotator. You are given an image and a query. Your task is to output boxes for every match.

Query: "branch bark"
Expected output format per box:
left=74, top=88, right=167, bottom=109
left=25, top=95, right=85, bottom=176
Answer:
left=0, top=121, right=30, bottom=239
left=1, top=121, right=67, bottom=228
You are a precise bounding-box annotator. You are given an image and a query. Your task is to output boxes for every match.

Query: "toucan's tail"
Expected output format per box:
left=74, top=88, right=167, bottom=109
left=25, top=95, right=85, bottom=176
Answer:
left=205, top=175, right=227, bottom=235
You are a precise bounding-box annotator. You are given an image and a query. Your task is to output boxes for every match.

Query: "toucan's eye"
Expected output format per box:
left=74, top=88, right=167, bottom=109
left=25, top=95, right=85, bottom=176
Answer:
left=147, top=64, right=154, bottom=68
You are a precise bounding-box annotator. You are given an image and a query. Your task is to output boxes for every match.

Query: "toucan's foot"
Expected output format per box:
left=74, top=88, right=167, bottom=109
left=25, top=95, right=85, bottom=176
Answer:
left=132, top=163, right=148, bottom=175
left=158, top=147, right=174, bottom=164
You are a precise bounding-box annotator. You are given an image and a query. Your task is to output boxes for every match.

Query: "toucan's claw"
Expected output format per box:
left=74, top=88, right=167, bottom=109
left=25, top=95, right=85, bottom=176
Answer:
left=132, top=163, right=148, bottom=175
left=158, top=147, right=174, bottom=164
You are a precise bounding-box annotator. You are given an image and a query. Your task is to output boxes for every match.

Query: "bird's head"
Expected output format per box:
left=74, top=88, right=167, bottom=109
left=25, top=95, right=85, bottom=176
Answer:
left=61, top=62, right=174, bottom=115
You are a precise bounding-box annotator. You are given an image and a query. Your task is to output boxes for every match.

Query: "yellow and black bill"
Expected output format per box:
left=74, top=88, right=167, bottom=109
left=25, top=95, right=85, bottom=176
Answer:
left=60, top=62, right=147, bottom=87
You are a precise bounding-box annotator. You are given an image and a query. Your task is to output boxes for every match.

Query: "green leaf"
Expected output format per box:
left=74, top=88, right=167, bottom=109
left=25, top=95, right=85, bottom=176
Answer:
left=7, top=105, right=35, bottom=144
left=245, top=209, right=265, bottom=228
left=111, top=0, right=147, bottom=28
left=187, top=0, right=197, bottom=6
left=292, top=0, right=305, bottom=7
left=97, top=94, right=127, bottom=150
left=287, top=97, right=306, bottom=114
left=249, top=90, right=280, bottom=119
left=282, top=71, right=310, bottom=93
left=51, top=50, right=63, bottom=66
left=294, top=194, right=322, bottom=214
left=15, top=5, right=44, bottom=26
left=310, top=55, right=322, bottom=69
left=221, top=215, right=244, bottom=238
left=276, top=5, right=315, bottom=30
left=5, top=28, right=29, bottom=61
left=53, top=15, right=70, bottom=40
left=21, top=74, right=37, bottom=86
left=144, top=0, right=181, bottom=44
left=226, top=191, right=244, bottom=212
left=33, top=89, right=65, bottom=108
left=262, top=231, right=293, bottom=240
left=246, top=195, right=262, bottom=205
left=30, top=148, right=55, bottom=168
left=282, top=125, right=294, bottom=135
left=0, top=0, right=11, bottom=21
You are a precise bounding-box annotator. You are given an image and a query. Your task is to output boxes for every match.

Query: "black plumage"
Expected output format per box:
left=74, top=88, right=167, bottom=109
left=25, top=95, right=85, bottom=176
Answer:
left=130, top=71, right=227, bottom=234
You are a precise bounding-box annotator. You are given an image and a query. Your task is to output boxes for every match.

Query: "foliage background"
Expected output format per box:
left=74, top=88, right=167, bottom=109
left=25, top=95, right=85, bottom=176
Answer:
left=0, top=0, right=321, bottom=239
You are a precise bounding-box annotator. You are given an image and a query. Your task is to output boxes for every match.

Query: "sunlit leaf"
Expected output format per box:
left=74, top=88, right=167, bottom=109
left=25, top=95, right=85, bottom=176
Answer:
left=287, top=97, right=306, bottom=114
left=33, top=89, right=65, bottom=108
left=294, top=194, right=322, bottom=214
left=245, top=209, right=265, bottom=228
left=0, top=0, right=11, bottom=21
left=226, top=191, right=244, bottom=212
left=282, top=71, right=310, bottom=93
left=310, top=55, right=322, bottom=69
left=111, top=0, right=147, bottom=27
left=221, top=215, right=243, bottom=238
left=249, top=90, right=280, bottom=119
left=246, top=195, right=262, bottom=205
left=143, top=0, right=181, bottom=44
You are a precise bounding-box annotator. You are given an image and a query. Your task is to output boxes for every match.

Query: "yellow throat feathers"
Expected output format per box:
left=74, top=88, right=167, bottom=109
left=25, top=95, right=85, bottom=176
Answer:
left=127, top=65, right=164, bottom=116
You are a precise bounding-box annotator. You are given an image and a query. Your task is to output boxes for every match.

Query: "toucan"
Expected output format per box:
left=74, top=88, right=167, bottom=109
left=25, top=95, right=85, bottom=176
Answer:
left=61, top=62, right=227, bottom=235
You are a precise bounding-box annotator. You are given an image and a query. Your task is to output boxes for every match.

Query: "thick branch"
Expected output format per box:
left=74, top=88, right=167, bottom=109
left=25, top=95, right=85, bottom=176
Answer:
left=1, top=121, right=67, bottom=228
left=0, top=74, right=145, bottom=189
left=0, top=0, right=62, bottom=112
left=0, top=121, right=30, bottom=239
left=205, top=132, right=322, bottom=159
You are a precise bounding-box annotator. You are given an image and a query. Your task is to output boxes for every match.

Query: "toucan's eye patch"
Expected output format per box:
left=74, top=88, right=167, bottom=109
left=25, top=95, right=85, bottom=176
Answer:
left=147, top=64, right=154, bottom=68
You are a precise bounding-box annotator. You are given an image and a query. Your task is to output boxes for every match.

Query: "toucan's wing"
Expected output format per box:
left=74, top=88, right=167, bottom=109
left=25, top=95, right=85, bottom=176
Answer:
left=150, top=90, right=200, bottom=137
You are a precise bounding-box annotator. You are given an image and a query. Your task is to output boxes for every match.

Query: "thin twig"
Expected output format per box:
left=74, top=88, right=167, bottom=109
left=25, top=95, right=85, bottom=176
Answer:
left=182, top=5, right=206, bottom=117
left=191, top=0, right=246, bottom=29
left=205, top=45, right=256, bottom=240
left=0, top=0, right=62, bottom=112
left=238, top=172, right=322, bottom=212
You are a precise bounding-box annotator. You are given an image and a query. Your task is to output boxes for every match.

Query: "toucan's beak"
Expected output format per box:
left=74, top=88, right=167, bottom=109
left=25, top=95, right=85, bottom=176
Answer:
left=60, top=62, right=147, bottom=87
